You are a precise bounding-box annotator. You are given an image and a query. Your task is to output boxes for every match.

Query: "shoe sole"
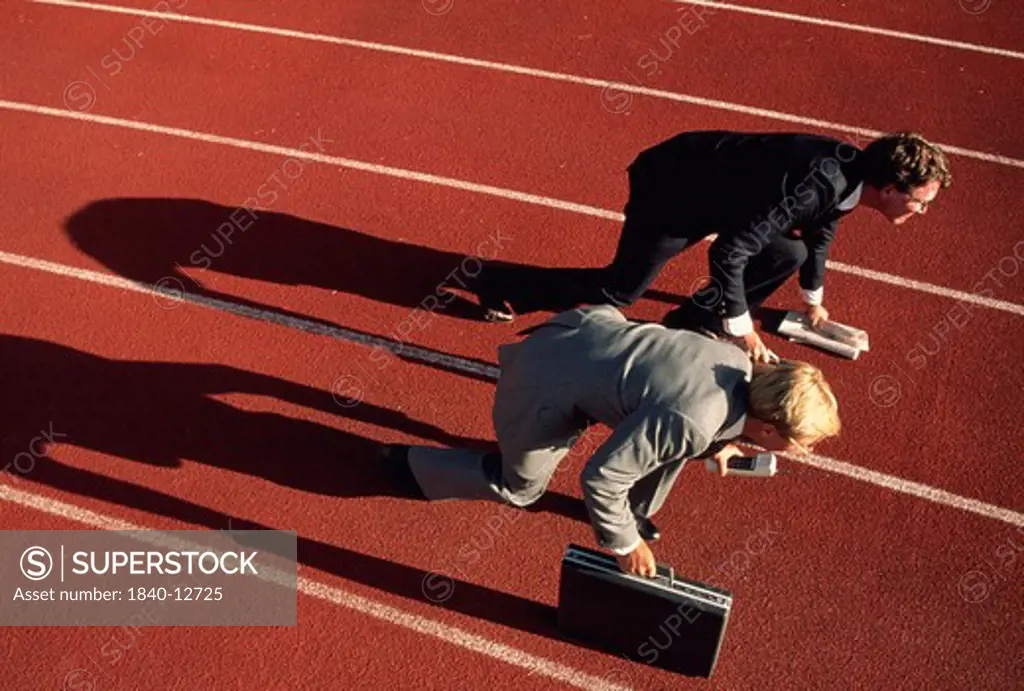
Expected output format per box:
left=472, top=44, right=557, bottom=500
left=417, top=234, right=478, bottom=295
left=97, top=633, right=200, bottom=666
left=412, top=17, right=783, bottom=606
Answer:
left=482, top=299, right=515, bottom=322
left=484, top=309, right=515, bottom=322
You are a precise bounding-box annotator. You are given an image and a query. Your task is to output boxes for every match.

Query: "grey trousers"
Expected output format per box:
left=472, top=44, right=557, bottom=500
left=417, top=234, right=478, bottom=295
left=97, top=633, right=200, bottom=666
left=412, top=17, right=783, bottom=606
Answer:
left=406, top=413, right=687, bottom=520
left=407, top=317, right=689, bottom=523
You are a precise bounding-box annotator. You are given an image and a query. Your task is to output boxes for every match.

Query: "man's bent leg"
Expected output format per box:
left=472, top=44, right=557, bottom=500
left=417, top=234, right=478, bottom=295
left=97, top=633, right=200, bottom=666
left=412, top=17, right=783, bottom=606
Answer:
left=406, top=439, right=577, bottom=507
left=665, top=233, right=808, bottom=331
left=742, top=234, right=808, bottom=310
left=598, top=219, right=693, bottom=306
left=494, top=441, right=577, bottom=507
left=475, top=264, right=597, bottom=316
left=491, top=383, right=586, bottom=506
left=406, top=446, right=505, bottom=501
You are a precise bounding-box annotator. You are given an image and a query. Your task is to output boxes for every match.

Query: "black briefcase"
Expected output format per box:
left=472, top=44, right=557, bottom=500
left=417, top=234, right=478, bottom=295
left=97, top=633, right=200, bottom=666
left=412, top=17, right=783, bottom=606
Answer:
left=557, top=543, right=733, bottom=678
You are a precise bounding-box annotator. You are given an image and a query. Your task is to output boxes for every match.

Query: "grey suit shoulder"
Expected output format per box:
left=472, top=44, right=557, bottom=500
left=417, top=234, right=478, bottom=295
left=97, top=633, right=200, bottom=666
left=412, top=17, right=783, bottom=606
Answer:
left=497, top=305, right=751, bottom=444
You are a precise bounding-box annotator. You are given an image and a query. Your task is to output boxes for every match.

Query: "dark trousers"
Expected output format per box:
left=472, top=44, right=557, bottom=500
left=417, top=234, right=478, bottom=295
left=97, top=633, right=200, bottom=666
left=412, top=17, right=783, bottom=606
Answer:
left=661, top=231, right=810, bottom=330
left=473, top=177, right=810, bottom=319
left=471, top=208, right=696, bottom=315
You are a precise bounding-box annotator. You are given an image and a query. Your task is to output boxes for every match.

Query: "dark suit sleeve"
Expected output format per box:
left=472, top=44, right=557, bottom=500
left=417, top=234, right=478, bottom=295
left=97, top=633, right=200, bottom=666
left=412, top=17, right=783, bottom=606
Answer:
left=708, top=173, right=837, bottom=331
left=798, top=218, right=838, bottom=301
left=709, top=229, right=772, bottom=323
left=708, top=207, right=805, bottom=327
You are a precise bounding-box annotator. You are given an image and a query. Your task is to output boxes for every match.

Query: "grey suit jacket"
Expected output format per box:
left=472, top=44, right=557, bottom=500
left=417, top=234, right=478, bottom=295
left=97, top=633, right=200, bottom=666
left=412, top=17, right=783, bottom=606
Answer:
left=497, top=305, right=751, bottom=551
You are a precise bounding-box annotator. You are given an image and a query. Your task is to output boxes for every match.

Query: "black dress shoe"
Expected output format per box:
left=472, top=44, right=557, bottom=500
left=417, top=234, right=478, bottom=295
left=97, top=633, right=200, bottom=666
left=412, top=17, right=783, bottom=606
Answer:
left=635, top=516, right=661, bottom=542
left=469, top=270, right=516, bottom=322
left=480, top=296, right=515, bottom=323
left=378, top=444, right=426, bottom=500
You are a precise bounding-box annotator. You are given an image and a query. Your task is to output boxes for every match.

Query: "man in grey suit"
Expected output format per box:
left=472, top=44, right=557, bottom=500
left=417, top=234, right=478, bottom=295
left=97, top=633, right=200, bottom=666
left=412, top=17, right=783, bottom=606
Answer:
left=381, top=305, right=840, bottom=577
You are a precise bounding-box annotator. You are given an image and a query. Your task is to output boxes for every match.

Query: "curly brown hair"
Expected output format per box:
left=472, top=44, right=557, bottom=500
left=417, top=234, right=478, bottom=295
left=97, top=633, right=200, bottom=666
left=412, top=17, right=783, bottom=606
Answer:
left=860, top=132, right=952, bottom=191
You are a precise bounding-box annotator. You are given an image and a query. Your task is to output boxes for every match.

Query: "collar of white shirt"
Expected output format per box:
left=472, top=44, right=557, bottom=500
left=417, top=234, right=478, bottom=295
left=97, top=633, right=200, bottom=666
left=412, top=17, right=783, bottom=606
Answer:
left=836, top=182, right=863, bottom=211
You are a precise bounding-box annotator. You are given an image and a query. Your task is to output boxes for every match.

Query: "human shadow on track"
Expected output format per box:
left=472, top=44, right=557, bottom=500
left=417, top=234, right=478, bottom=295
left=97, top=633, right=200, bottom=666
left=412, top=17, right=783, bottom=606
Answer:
left=0, top=334, right=485, bottom=498
left=65, top=196, right=513, bottom=323
left=65, top=197, right=512, bottom=384
left=0, top=336, right=602, bottom=646
left=0, top=335, right=590, bottom=519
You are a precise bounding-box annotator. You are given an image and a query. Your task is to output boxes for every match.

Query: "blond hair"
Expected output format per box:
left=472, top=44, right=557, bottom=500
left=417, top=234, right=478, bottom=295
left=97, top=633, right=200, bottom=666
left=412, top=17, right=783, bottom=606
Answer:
left=748, top=360, right=840, bottom=445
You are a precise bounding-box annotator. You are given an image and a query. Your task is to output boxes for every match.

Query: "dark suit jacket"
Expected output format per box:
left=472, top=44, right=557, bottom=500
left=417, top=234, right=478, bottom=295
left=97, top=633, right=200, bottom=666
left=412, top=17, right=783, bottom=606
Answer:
left=627, top=130, right=864, bottom=319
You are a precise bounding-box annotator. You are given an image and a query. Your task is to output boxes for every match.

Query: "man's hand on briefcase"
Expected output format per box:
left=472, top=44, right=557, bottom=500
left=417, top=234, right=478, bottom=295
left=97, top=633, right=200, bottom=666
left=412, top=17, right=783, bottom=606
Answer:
left=616, top=540, right=657, bottom=578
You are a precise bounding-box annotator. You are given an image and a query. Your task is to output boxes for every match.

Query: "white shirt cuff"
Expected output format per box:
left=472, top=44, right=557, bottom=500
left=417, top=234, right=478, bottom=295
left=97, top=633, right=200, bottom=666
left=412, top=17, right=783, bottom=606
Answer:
left=801, top=287, right=824, bottom=306
left=722, top=311, right=754, bottom=337
left=610, top=536, right=643, bottom=556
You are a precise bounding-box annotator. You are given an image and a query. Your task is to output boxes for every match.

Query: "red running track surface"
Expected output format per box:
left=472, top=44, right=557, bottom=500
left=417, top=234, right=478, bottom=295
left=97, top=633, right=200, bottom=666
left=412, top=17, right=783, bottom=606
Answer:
left=2, top=1, right=1022, bottom=689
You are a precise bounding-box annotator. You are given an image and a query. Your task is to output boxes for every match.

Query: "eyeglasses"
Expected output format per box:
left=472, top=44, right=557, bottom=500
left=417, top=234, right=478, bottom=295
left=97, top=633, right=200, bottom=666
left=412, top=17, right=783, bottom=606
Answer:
left=787, top=438, right=813, bottom=457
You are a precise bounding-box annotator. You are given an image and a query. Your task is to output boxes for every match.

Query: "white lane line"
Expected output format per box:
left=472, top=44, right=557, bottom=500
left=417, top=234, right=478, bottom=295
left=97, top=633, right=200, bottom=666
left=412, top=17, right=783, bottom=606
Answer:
left=784, top=452, right=1024, bottom=527
left=0, top=483, right=628, bottom=691
left=1, top=100, right=1021, bottom=318
left=0, top=100, right=618, bottom=222
left=826, top=261, right=1024, bottom=317
left=676, top=0, right=1024, bottom=61
left=2, top=249, right=1023, bottom=530
left=0, top=250, right=501, bottom=380
left=29, top=0, right=1024, bottom=171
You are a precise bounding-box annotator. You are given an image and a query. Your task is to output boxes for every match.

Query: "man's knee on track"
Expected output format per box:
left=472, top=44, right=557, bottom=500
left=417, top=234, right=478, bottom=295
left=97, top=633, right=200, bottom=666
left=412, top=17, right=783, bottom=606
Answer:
left=502, top=483, right=547, bottom=508
left=493, top=460, right=552, bottom=508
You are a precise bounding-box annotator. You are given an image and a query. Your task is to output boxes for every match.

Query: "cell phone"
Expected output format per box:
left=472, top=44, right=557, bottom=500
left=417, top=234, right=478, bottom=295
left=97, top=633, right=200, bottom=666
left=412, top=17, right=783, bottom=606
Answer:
left=704, top=452, right=777, bottom=477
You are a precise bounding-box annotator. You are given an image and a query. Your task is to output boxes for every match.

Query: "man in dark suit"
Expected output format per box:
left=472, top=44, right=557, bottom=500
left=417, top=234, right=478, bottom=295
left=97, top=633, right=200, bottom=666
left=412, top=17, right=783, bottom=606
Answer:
left=473, top=130, right=952, bottom=363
